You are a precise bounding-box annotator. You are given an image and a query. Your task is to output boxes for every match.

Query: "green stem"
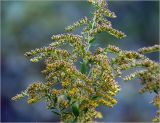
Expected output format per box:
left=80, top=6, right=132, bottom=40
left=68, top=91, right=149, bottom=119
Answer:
left=80, top=13, right=97, bottom=74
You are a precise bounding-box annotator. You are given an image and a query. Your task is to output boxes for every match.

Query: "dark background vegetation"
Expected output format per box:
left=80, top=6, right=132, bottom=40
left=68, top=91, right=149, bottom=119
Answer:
left=1, top=1, right=159, bottom=122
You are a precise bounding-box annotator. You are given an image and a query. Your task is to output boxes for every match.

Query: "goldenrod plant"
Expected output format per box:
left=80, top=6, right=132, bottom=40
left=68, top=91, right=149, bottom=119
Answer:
left=12, top=0, right=160, bottom=122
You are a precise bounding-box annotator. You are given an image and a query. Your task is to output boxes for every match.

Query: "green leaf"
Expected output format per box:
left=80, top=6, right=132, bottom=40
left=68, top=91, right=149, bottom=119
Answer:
left=72, top=103, right=79, bottom=117
left=67, top=96, right=71, bottom=102
left=89, top=37, right=96, bottom=44
left=54, top=97, right=57, bottom=104
left=50, top=106, right=56, bottom=110
left=71, top=100, right=76, bottom=105
left=154, top=89, right=158, bottom=94
left=88, top=22, right=92, bottom=28
left=91, top=95, right=99, bottom=100
left=80, top=62, right=87, bottom=74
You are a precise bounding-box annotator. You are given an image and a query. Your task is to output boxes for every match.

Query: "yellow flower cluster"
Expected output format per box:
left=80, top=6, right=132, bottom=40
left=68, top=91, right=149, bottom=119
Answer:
left=65, top=16, right=88, bottom=32
left=49, top=40, right=65, bottom=47
left=35, top=46, right=120, bottom=122
left=138, top=44, right=160, bottom=54
left=51, top=33, right=82, bottom=43
left=25, top=46, right=70, bottom=63
left=59, top=99, right=69, bottom=109
left=98, top=99, right=114, bottom=108
left=68, top=88, right=79, bottom=97
left=88, top=0, right=107, bottom=8
left=85, top=51, right=120, bottom=109
left=99, top=8, right=117, bottom=18
left=12, top=0, right=160, bottom=122
left=27, top=98, right=38, bottom=104
left=90, top=24, right=126, bottom=39
left=26, top=82, right=48, bottom=104
left=12, top=91, right=27, bottom=101
left=152, top=95, right=160, bottom=122
left=153, top=95, right=160, bottom=108
left=152, top=111, right=160, bottom=122
left=106, top=44, right=160, bottom=122
left=106, top=45, right=160, bottom=92
left=82, top=109, right=103, bottom=121
left=61, top=81, right=70, bottom=89
left=86, top=0, right=125, bottom=40
left=51, top=33, right=84, bottom=54
left=107, top=44, right=122, bottom=53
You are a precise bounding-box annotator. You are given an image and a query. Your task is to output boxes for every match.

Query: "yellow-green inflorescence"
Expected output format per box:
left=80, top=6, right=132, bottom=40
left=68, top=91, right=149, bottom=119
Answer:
left=107, top=44, right=160, bottom=122
left=12, top=0, right=160, bottom=122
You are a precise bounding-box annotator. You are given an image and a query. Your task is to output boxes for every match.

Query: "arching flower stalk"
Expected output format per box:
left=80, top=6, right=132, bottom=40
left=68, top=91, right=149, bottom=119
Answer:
left=12, top=0, right=160, bottom=122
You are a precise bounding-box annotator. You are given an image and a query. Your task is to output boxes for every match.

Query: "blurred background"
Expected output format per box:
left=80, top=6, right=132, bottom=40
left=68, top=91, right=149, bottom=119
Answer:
left=1, top=1, right=159, bottom=122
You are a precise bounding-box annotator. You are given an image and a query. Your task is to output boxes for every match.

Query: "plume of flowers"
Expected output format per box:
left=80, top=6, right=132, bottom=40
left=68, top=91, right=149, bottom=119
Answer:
left=12, top=0, right=160, bottom=122
left=106, top=44, right=160, bottom=122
